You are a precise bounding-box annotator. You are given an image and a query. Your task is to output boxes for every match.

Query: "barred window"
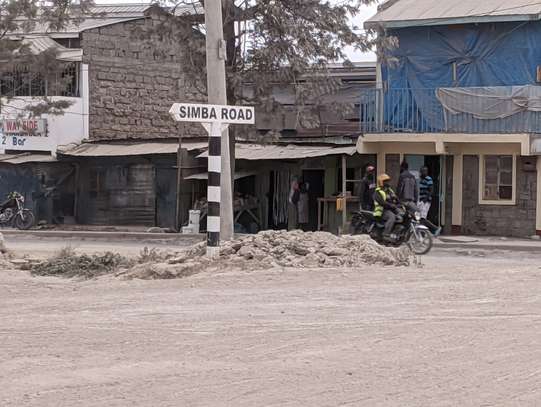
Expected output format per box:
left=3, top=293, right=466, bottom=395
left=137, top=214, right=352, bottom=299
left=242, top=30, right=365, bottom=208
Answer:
left=0, top=62, right=80, bottom=97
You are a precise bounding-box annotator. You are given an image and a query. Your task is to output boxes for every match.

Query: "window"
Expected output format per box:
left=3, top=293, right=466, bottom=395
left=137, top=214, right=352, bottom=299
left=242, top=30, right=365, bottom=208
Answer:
left=0, top=62, right=80, bottom=97
left=480, top=155, right=516, bottom=204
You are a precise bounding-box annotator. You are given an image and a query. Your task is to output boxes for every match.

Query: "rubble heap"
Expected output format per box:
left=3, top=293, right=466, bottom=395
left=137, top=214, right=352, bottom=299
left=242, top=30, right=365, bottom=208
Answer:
left=122, top=230, right=412, bottom=280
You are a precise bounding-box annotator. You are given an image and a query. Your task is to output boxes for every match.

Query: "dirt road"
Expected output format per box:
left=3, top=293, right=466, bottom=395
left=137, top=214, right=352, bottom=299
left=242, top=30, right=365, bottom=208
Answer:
left=2, top=249, right=541, bottom=406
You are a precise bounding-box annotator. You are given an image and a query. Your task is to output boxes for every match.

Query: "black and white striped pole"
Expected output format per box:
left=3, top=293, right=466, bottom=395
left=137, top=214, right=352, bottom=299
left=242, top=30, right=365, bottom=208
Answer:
left=205, top=121, right=223, bottom=257
left=170, top=103, right=255, bottom=257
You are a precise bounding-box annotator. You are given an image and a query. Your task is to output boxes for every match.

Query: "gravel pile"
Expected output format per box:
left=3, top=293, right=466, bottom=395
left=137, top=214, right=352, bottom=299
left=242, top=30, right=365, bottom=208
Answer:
left=121, top=230, right=412, bottom=280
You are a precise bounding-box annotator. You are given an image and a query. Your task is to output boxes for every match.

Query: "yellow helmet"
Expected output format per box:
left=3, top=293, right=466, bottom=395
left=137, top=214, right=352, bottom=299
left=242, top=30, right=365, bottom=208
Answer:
left=377, top=173, right=391, bottom=187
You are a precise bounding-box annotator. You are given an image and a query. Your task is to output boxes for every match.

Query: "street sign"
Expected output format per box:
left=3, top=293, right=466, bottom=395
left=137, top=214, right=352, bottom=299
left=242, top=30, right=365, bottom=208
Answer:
left=169, top=102, right=255, bottom=257
left=169, top=103, right=255, bottom=125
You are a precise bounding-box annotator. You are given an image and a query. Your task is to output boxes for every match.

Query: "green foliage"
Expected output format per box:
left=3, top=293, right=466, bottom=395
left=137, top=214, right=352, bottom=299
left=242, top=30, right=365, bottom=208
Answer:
left=153, top=0, right=376, bottom=137
left=0, top=0, right=93, bottom=114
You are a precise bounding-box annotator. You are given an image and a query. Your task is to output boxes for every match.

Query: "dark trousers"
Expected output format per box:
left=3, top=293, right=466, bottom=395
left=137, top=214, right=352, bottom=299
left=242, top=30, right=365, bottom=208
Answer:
left=382, top=210, right=396, bottom=236
left=421, top=218, right=440, bottom=235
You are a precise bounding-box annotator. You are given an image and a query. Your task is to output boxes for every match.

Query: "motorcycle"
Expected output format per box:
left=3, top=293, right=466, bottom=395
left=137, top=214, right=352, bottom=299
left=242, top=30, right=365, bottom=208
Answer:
left=0, top=192, right=35, bottom=230
left=350, top=203, right=433, bottom=255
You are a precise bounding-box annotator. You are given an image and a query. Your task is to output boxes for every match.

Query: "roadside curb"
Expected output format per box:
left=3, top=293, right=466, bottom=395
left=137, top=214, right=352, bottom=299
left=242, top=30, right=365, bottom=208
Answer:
left=1, top=229, right=206, bottom=241
left=434, top=242, right=541, bottom=253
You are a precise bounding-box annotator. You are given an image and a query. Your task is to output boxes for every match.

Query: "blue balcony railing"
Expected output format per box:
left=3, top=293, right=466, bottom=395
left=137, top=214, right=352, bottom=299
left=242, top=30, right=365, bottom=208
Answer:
left=360, top=87, right=541, bottom=134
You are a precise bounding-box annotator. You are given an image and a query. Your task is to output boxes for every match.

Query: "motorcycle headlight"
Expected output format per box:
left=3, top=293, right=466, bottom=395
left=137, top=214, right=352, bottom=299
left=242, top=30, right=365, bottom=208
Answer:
left=20, top=196, right=25, bottom=203
left=414, top=211, right=421, bottom=221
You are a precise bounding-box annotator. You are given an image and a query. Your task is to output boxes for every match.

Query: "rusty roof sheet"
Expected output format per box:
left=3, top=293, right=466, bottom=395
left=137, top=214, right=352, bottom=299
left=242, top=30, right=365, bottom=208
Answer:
left=59, top=141, right=208, bottom=157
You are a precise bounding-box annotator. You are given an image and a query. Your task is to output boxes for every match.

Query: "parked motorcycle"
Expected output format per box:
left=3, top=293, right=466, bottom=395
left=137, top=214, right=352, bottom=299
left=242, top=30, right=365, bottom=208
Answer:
left=350, top=203, right=433, bottom=255
left=0, top=192, right=35, bottom=230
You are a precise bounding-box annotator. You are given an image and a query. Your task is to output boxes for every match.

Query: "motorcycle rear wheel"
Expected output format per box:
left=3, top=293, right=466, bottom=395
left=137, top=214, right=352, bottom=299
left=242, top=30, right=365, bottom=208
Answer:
left=409, top=229, right=433, bottom=255
left=14, top=210, right=35, bottom=230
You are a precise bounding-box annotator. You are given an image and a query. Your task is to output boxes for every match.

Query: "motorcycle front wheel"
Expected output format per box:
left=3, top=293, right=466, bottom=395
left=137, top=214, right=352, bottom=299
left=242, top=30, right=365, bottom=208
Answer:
left=409, top=228, right=433, bottom=255
left=14, top=210, right=35, bottom=230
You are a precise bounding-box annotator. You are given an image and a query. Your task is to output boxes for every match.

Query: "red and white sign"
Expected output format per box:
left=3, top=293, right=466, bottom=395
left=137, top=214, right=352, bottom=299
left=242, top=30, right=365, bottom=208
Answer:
left=3, top=119, right=47, bottom=136
left=0, top=118, right=52, bottom=152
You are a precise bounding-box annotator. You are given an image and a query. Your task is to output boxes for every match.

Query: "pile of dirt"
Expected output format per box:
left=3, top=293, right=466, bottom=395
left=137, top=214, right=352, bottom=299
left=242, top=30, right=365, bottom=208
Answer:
left=120, top=230, right=412, bottom=280
left=30, top=248, right=126, bottom=279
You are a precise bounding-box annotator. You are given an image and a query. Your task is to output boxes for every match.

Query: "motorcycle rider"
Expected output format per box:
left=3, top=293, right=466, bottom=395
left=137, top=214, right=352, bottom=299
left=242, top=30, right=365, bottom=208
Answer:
left=359, top=165, right=376, bottom=210
left=373, top=174, right=400, bottom=241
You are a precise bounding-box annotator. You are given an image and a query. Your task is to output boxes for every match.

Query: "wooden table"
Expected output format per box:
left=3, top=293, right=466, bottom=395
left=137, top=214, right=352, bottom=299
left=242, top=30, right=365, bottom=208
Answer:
left=317, top=196, right=360, bottom=231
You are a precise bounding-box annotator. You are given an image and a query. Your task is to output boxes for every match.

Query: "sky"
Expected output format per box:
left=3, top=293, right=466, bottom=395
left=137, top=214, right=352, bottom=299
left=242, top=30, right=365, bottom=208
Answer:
left=94, top=0, right=379, bottom=62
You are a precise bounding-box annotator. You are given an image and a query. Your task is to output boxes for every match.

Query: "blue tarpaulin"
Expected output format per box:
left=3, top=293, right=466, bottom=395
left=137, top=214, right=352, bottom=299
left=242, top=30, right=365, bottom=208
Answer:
left=381, top=21, right=541, bottom=132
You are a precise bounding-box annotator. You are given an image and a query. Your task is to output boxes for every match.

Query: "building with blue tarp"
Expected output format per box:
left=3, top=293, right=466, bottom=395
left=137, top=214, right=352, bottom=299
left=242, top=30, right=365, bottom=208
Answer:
left=359, top=0, right=541, bottom=237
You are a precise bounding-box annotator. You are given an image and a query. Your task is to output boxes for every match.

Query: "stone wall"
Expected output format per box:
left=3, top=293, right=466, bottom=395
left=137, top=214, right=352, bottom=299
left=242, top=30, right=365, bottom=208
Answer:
left=82, top=13, right=205, bottom=141
left=462, top=155, right=537, bottom=237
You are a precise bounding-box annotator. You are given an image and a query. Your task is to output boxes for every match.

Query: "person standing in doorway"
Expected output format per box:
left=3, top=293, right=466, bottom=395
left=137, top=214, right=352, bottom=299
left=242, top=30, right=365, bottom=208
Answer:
left=359, top=165, right=376, bottom=211
left=297, top=181, right=310, bottom=231
left=418, top=166, right=442, bottom=237
left=397, top=161, right=418, bottom=204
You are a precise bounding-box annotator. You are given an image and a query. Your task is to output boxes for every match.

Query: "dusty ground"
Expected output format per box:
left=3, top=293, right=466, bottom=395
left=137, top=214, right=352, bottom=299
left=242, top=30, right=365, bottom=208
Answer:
left=2, top=241, right=541, bottom=406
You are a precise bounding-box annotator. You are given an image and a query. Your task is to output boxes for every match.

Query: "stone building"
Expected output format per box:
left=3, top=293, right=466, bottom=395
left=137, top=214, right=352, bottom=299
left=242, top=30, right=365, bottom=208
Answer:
left=3, top=4, right=209, bottom=228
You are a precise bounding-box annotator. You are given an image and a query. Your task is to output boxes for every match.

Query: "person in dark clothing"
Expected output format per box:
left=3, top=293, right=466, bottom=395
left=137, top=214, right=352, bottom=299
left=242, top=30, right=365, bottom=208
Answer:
left=397, top=161, right=418, bottom=204
left=418, top=166, right=442, bottom=237
left=359, top=165, right=376, bottom=211
left=374, top=173, right=400, bottom=240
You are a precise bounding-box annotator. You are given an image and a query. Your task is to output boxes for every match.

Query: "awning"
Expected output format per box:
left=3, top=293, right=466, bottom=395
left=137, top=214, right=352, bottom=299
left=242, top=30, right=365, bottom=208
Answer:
left=59, top=141, right=208, bottom=157
left=197, top=144, right=357, bottom=161
left=184, top=170, right=257, bottom=181
left=0, top=153, right=57, bottom=164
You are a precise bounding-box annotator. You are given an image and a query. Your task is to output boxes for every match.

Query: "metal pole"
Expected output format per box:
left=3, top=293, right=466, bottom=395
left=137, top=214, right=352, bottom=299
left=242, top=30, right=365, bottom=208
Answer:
left=342, top=154, right=347, bottom=235
left=206, top=121, right=222, bottom=257
left=204, top=0, right=234, bottom=241
left=175, top=135, right=183, bottom=232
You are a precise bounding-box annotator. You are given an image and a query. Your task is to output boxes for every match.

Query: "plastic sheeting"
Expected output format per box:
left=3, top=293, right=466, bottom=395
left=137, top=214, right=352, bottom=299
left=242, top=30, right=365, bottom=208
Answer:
left=382, top=21, right=541, bottom=132
left=437, top=86, right=541, bottom=119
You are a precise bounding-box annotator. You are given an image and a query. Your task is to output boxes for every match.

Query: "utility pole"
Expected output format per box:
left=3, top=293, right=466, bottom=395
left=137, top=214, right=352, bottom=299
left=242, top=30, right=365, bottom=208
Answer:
left=204, top=0, right=234, bottom=241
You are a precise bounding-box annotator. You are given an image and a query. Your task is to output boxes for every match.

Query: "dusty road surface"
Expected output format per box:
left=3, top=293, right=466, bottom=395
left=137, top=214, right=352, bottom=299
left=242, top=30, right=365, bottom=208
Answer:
left=2, top=247, right=541, bottom=406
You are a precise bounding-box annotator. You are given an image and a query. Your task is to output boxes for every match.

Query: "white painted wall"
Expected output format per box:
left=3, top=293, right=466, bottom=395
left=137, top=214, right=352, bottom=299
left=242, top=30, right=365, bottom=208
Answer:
left=0, top=63, right=89, bottom=155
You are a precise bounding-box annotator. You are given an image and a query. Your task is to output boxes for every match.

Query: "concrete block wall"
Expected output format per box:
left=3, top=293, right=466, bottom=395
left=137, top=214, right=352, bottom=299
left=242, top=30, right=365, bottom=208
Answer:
left=461, top=155, right=537, bottom=237
left=81, top=13, right=205, bottom=141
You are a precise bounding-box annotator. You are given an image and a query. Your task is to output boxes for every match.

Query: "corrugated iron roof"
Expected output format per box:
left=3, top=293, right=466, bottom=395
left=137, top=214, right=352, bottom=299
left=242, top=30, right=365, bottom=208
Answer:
left=185, top=171, right=257, bottom=180
left=21, top=36, right=82, bottom=61
left=0, top=153, right=57, bottom=164
left=366, top=0, right=541, bottom=28
left=59, top=141, right=208, bottom=157
left=197, top=144, right=357, bottom=161
left=10, top=3, right=203, bottom=37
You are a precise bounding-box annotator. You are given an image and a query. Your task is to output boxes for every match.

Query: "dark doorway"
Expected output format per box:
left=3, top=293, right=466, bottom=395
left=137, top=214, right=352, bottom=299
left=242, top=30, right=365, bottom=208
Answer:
left=155, top=167, right=177, bottom=230
left=404, top=155, right=442, bottom=226
left=302, top=170, right=325, bottom=231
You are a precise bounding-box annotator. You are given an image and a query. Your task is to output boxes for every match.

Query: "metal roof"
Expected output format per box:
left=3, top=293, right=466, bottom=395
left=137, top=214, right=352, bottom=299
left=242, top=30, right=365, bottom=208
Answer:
left=59, top=141, right=208, bottom=157
left=197, top=144, right=357, bottom=161
left=365, top=0, right=541, bottom=29
left=0, top=153, right=57, bottom=164
left=21, top=36, right=82, bottom=61
left=185, top=171, right=257, bottom=181
left=10, top=3, right=203, bottom=37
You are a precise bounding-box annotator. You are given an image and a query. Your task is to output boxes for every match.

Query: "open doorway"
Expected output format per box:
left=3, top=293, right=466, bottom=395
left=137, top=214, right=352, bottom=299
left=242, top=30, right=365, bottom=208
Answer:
left=302, top=170, right=325, bottom=231
left=404, top=155, right=442, bottom=227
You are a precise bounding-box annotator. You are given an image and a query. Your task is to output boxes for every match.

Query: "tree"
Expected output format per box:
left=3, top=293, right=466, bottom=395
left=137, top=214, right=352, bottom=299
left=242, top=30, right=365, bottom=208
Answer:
left=156, top=0, right=376, bottom=137
left=0, top=0, right=93, bottom=116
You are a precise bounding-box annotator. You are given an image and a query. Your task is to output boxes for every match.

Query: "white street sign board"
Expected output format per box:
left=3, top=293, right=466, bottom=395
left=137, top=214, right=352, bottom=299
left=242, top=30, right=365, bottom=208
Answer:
left=169, top=103, right=255, bottom=125
left=0, top=118, right=53, bottom=152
